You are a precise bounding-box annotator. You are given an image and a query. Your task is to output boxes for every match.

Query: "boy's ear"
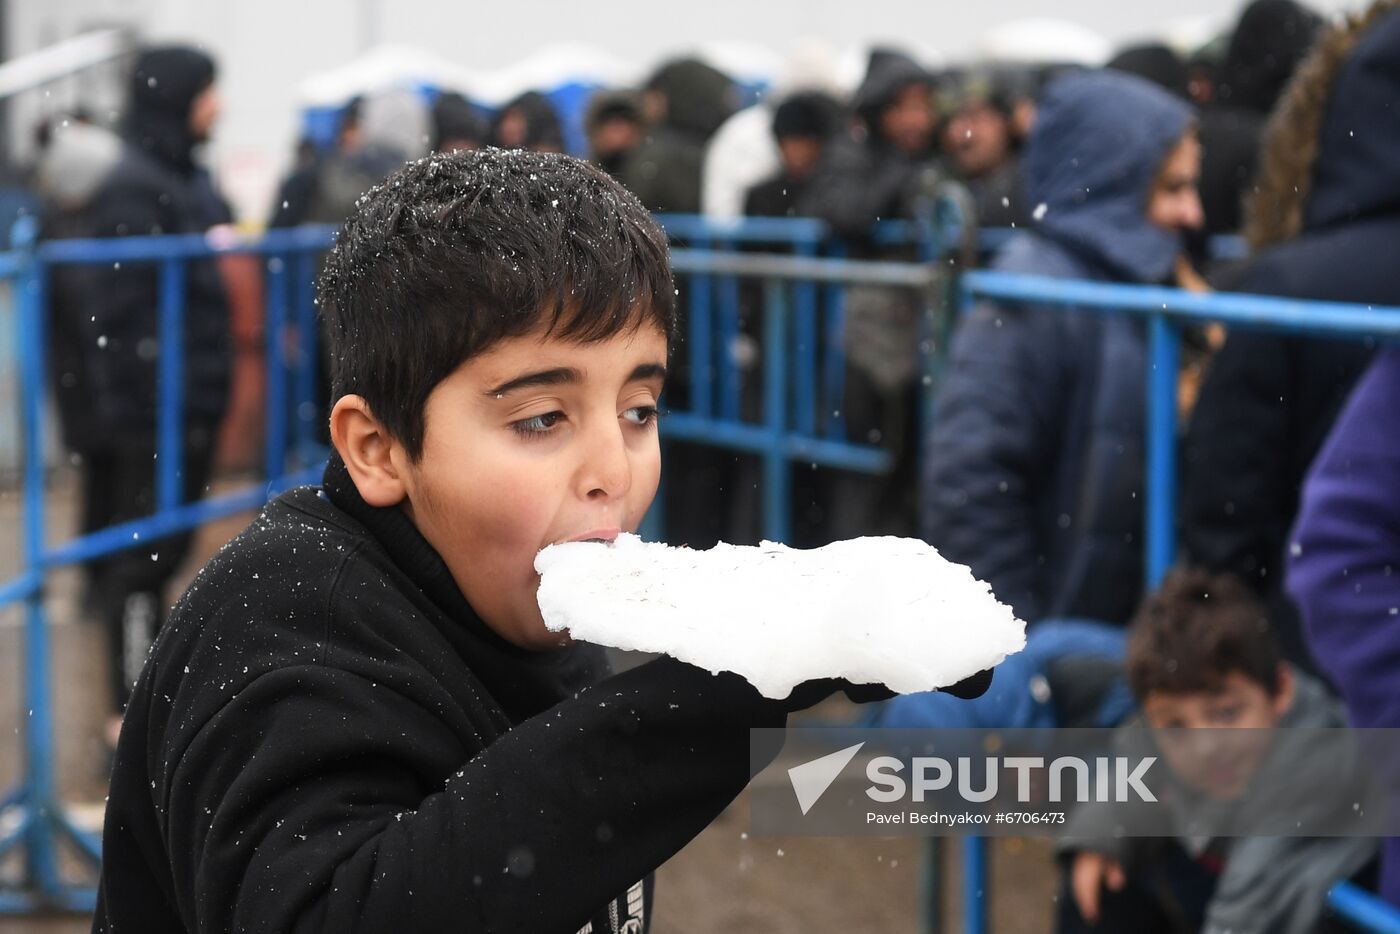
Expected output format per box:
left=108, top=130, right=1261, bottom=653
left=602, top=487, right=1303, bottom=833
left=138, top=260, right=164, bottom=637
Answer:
left=330, top=395, right=410, bottom=508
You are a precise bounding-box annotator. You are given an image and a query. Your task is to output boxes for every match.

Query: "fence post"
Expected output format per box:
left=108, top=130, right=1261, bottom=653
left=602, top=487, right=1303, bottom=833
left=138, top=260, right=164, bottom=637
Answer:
left=822, top=240, right=847, bottom=440
left=762, top=278, right=790, bottom=543
left=921, top=837, right=944, bottom=934
left=292, top=251, right=320, bottom=462
left=156, top=258, right=187, bottom=512
left=1145, top=314, right=1180, bottom=589
left=793, top=238, right=819, bottom=437
left=962, top=836, right=987, bottom=934
left=688, top=235, right=713, bottom=419
left=264, top=254, right=289, bottom=486
left=11, top=216, right=64, bottom=902
left=717, top=239, right=742, bottom=422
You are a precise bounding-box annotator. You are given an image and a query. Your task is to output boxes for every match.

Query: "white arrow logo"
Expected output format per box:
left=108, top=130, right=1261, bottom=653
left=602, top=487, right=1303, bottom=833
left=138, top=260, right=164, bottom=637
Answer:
left=787, top=742, right=866, bottom=815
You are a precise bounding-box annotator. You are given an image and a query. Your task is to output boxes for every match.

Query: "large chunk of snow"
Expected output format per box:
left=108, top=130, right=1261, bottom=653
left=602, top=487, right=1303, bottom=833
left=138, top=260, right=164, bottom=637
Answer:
left=536, top=534, right=1025, bottom=700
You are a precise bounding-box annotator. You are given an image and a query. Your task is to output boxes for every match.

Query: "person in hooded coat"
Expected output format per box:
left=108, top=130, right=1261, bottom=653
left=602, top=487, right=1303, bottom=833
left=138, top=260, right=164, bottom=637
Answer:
left=922, top=70, right=1203, bottom=628
left=44, top=46, right=234, bottom=743
left=1197, top=0, right=1322, bottom=234
left=796, top=48, right=939, bottom=237
left=791, top=49, right=941, bottom=541
left=432, top=91, right=488, bottom=154
left=1181, top=0, right=1400, bottom=678
left=489, top=90, right=565, bottom=153
left=621, top=58, right=737, bottom=214
left=300, top=88, right=430, bottom=225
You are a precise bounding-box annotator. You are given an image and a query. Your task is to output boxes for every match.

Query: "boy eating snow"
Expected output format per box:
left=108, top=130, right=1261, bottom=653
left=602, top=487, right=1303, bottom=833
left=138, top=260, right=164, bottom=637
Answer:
left=94, top=150, right=986, bottom=932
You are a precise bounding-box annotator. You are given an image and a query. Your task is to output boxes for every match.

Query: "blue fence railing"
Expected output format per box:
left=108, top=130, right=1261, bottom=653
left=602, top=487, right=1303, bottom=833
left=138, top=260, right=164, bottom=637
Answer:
left=0, top=219, right=335, bottom=912
left=0, top=211, right=1395, bottom=931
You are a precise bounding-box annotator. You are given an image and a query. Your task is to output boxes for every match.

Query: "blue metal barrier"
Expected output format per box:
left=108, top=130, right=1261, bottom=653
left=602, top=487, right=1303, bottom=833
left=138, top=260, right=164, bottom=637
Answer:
left=0, top=221, right=335, bottom=913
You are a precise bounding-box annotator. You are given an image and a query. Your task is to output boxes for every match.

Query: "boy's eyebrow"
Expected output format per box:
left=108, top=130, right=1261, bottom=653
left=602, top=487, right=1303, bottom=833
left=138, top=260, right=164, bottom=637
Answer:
left=484, top=363, right=666, bottom=397
left=485, top=367, right=581, bottom=397
left=629, top=363, right=668, bottom=383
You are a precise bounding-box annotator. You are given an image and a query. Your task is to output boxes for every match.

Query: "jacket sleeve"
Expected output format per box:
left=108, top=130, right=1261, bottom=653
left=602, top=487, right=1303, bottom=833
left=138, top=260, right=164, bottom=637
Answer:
left=1288, top=347, right=1400, bottom=728
left=1180, top=330, right=1294, bottom=588
left=163, top=654, right=786, bottom=934
left=921, top=300, right=1066, bottom=624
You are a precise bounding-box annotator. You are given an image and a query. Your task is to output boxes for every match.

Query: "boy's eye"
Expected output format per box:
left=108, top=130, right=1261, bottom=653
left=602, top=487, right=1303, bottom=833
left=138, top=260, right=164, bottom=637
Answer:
left=622, top=405, right=660, bottom=427
left=1211, top=704, right=1243, bottom=724
left=512, top=411, right=565, bottom=437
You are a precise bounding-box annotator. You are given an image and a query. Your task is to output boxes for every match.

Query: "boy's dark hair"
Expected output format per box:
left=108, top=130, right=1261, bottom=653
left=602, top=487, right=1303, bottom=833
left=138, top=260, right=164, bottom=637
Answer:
left=1126, top=568, right=1283, bottom=699
left=319, top=148, right=675, bottom=459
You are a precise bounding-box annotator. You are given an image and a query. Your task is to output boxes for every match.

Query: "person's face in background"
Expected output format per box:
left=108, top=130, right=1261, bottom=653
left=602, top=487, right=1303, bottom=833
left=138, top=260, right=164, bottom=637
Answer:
left=1147, top=131, right=1205, bottom=233
left=495, top=107, right=528, bottom=149
left=879, top=83, right=936, bottom=155
left=942, top=101, right=1013, bottom=178
left=777, top=135, right=824, bottom=182
left=338, top=122, right=362, bottom=154
left=591, top=117, right=641, bottom=162
left=1142, top=667, right=1294, bottom=800
left=188, top=85, right=221, bottom=143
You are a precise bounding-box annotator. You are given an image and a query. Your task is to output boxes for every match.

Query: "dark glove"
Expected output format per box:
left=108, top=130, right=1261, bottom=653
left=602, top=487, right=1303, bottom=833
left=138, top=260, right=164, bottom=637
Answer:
left=785, top=667, right=993, bottom=712
left=940, top=667, right=992, bottom=699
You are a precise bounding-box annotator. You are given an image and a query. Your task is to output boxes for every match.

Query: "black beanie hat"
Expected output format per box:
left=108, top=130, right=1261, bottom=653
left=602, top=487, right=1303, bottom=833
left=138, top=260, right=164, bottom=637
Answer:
left=772, top=92, right=841, bottom=141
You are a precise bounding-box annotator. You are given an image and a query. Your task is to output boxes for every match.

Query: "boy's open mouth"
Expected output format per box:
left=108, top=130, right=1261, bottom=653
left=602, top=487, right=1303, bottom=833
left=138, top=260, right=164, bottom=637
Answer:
left=563, top=528, right=621, bottom=545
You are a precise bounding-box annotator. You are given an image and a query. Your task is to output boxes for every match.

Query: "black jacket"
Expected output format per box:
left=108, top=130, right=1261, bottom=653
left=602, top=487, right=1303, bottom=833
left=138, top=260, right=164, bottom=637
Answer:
left=94, top=454, right=791, bottom=933
left=47, top=48, right=231, bottom=445
left=1181, top=10, right=1400, bottom=671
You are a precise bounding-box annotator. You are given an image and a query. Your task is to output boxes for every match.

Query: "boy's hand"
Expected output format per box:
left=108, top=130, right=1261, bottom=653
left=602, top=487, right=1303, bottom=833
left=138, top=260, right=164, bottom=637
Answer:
left=1070, top=850, right=1125, bottom=924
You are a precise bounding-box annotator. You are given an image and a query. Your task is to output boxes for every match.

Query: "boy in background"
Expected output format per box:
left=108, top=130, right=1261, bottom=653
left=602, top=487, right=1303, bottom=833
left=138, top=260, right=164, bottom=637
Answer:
left=1060, top=569, right=1374, bottom=934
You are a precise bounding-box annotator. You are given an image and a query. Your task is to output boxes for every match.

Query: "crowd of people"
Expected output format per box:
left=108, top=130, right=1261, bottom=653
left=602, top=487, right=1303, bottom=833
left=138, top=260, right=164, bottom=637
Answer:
left=11, top=0, right=1400, bottom=928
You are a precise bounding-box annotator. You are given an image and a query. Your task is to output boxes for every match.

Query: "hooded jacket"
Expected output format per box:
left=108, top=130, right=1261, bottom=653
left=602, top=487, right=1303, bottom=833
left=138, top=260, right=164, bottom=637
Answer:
left=1182, top=7, right=1400, bottom=676
left=489, top=91, right=565, bottom=152
left=45, top=46, right=232, bottom=445
left=796, top=49, right=936, bottom=237
left=923, top=70, right=1193, bottom=626
left=1197, top=0, right=1321, bottom=233
left=621, top=59, right=736, bottom=214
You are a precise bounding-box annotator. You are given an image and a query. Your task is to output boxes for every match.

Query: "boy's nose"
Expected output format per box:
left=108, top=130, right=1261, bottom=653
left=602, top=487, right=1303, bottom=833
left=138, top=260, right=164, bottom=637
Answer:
left=579, top=420, right=631, bottom=501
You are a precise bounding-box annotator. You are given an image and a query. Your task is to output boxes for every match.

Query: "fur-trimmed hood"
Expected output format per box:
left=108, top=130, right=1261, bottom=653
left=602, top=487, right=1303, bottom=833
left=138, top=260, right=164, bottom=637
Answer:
left=1246, top=2, right=1400, bottom=246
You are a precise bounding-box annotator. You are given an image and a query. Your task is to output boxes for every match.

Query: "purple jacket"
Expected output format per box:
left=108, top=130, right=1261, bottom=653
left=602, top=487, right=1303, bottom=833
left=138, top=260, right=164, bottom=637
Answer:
left=1290, top=347, right=1400, bottom=901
